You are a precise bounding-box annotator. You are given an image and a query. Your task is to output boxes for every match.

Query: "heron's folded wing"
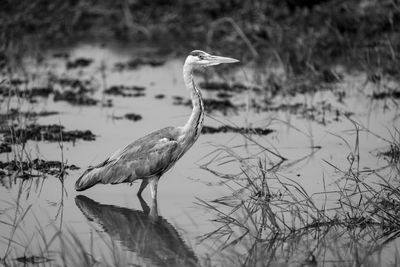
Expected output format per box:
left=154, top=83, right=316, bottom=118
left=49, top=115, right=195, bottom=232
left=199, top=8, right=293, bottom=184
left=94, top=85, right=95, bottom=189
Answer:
left=100, top=134, right=180, bottom=184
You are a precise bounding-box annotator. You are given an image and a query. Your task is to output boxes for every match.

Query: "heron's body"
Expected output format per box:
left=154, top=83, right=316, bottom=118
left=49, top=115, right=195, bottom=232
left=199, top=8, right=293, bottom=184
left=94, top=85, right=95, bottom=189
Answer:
left=75, top=50, right=238, bottom=198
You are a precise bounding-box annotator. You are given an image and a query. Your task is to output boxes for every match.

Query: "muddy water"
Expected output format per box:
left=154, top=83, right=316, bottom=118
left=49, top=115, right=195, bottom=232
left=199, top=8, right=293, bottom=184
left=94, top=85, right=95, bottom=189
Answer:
left=0, top=44, right=399, bottom=266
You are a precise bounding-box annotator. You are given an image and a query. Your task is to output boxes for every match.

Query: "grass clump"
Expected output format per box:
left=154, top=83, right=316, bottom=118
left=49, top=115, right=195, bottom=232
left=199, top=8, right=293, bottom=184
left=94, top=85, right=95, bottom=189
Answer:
left=196, top=121, right=400, bottom=266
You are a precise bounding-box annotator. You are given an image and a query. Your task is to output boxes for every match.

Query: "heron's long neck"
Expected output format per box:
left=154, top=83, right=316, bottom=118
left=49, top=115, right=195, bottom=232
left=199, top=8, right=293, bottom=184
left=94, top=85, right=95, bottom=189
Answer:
left=182, top=64, right=204, bottom=139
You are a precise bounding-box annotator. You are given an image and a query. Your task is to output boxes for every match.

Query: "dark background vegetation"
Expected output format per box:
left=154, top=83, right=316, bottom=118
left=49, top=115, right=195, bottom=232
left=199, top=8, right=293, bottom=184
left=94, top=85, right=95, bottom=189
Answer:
left=1, top=0, right=400, bottom=77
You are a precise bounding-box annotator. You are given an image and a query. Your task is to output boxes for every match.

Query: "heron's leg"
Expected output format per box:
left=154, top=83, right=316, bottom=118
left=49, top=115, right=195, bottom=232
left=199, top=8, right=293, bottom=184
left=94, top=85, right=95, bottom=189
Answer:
left=149, top=177, right=159, bottom=200
left=137, top=179, right=148, bottom=196
left=137, top=194, right=150, bottom=215
left=149, top=195, right=158, bottom=219
left=137, top=185, right=159, bottom=218
left=148, top=177, right=159, bottom=219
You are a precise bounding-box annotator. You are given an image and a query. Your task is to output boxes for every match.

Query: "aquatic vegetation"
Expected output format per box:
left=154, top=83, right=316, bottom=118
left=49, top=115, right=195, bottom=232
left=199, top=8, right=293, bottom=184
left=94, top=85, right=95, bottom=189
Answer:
left=66, top=57, right=93, bottom=69
left=0, top=159, right=79, bottom=177
left=0, top=85, right=53, bottom=98
left=104, top=85, right=146, bottom=97
left=173, top=97, right=237, bottom=115
left=53, top=90, right=98, bottom=105
left=52, top=78, right=99, bottom=105
left=114, top=57, right=166, bottom=71
left=202, top=125, right=273, bottom=135
left=199, top=81, right=261, bottom=93
left=2, top=124, right=96, bottom=143
left=124, top=113, right=142, bottom=122
left=197, top=121, right=400, bottom=266
left=154, top=94, right=165, bottom=99
left=0, top=143, right=11, bottom=154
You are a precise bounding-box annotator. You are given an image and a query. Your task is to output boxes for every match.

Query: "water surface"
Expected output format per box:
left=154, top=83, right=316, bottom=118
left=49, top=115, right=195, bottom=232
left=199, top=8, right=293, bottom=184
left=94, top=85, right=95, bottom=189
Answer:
left=0, top=44, right=399, bottom=266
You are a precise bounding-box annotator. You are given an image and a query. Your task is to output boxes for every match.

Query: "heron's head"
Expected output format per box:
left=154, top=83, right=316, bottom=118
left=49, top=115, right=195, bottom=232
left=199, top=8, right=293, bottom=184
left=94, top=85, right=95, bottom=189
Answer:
left=185, top=50, right=239, bottom=68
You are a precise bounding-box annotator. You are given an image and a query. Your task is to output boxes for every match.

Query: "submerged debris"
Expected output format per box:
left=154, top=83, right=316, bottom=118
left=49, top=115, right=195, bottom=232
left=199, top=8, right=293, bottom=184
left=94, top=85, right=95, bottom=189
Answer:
left=202, top=125, right=273, bottom=135
left=155, top=94, right=165, bottom=99
left=124, top=113, right=142, bottom=121
left=0, top=158, right=79, bottom=178
left=101, top=99, right=113, bottom=107
left=53, top=52, right=69, bottom=58
left=0, top=85, right=53, bottom=98
left=52, top=77, right=98, bottom=105
left=263, top=101, right=353, bottom=125
left=216, top=92, right=233, bottom=99
left=0, top=109, right=58, bottom=121
left=2, top=124, right=96, bottom=143
left=55, top=78, right=92, bottom=89
left=15, top=255, right=53, bottom=264
left=371, top=90, right=400, bottom=99
left=203, top=99, right=236, bottom=114
left=0, top=143, right=11, bottom=153
left=112, top=113, right=143, bottom=121
left=67, top=58, right=93, bottom=69
left=25, top=111, right=59, bottom=117
left=199, top=81, right=230, bottom=91
left=172, top=95, right=183, bottom=101
left=104, top=85, right=146, bottom=97
left=173, top=97, right=237, bottom=114
left=10, top=78, right=27, bottom=85
left=114, top=57, right=165, bottom=71
left=54, top=90, right=98, bottom=105
left=199, top=81, right=261, bottom=93
left=30, top=87, right=54, bottom=97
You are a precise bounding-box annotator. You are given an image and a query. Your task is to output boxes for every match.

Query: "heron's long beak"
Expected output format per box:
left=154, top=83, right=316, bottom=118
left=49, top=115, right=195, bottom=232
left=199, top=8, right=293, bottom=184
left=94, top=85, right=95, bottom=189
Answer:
left=207, top=55, right=240, bottom=65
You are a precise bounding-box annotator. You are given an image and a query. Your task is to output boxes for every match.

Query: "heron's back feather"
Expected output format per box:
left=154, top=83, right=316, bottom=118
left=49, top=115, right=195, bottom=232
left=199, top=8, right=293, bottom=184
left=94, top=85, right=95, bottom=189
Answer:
left=75, top=127, right=182, bottom=191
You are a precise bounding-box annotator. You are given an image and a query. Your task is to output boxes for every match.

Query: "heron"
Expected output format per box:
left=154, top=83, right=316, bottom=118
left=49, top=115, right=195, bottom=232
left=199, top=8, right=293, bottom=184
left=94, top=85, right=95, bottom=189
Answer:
left=75, top=50, right=239, bottom=199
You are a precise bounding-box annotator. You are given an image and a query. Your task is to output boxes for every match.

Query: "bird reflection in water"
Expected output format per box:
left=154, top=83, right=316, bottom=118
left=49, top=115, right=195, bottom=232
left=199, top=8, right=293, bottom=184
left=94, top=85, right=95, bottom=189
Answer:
left=75, top=195, right=198, bottom=267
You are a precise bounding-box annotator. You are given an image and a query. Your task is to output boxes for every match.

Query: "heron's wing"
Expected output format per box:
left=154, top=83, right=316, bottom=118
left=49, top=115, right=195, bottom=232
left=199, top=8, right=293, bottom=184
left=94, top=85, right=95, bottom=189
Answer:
left=105, top=132, right=180, bottom=184
left=75, top=127, right=181, bottom=190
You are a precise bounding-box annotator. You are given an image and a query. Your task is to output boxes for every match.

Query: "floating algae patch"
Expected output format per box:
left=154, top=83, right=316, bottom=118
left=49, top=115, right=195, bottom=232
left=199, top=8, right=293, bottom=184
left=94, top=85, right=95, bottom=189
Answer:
left=53, top=90, right=98, bottom=105
left=111, top=113, right=143, bottom=122
left=52, top=77, right=98, bottom=105
left=0, top=143, right=11, bottom=153
left=199, top=81, right=262, bottom=93
left=15, top=255, right=53, bottom=265
left=173, top=97, right=237, bottom=114
left=154, top=94, right=165, bottom=99
left=216, top=92, right=233, bottom=99
left=104, top=85, right=146, bottom=97
left=0, top=85, right=53, bottom=98
left=124, top=113, right=142, bottom=122
left=0, top=109, right=59, bottom=121
left=0, top=158, right=79, bottom=178
left=371, top=90, right=400, bottom=99
left=66, top=57, right=93, bottom=69
left=202, top=125, right=273, bottom=135
left=2, top=124, right=96, bottom=143
left=259, top=100, right=354, bottom=125
left=114, top=57, right=166, bottom=71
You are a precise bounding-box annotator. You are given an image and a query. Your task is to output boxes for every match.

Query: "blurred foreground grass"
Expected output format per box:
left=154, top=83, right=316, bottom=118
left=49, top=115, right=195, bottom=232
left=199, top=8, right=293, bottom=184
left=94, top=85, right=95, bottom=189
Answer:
left=1, top=0, right=400, bottom=78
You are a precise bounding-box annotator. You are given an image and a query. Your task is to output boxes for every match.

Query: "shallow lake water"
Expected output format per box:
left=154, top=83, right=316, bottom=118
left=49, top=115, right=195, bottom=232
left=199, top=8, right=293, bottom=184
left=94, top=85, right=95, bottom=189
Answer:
left=0, top=44, right=399, bottom=266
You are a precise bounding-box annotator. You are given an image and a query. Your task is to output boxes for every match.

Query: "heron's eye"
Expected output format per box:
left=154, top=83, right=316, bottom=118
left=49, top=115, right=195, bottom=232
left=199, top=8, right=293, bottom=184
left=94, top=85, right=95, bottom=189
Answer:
left=199, top=55, right=204, bottom=60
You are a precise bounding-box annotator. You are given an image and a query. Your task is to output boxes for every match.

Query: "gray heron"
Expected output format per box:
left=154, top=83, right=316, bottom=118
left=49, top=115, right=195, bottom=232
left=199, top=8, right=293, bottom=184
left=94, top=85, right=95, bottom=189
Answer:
left=75, top=50, right=239, bottom=199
